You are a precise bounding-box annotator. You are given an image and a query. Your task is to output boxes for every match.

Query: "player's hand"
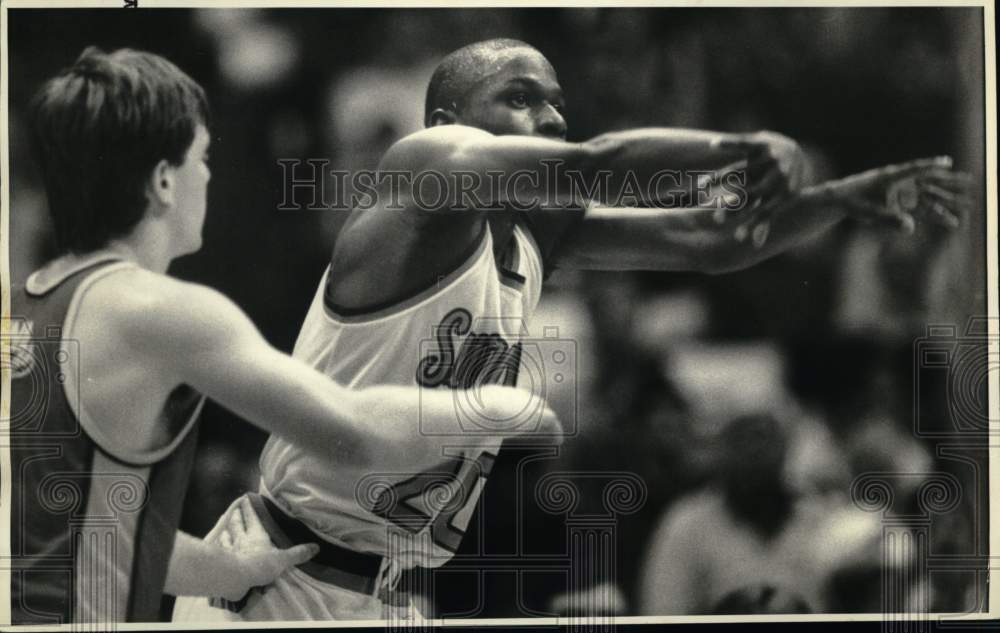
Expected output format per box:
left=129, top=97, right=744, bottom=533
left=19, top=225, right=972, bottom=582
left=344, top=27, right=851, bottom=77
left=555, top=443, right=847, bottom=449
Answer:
left=412, top=384, right=563, bottom=443
left=213, top=496, right=319, bottom=602
left=475, top=384, right=564, bottom=442
left=821, top=156, right=973, bottom=234
left=716, top=130, right=807, bottom=210
left=744, top=130, right=808, bottom=192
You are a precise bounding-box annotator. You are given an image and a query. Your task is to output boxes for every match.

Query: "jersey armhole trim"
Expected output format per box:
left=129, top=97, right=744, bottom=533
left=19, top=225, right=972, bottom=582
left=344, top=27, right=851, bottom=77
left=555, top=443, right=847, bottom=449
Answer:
left=26, top=253, right=126, bottom=296
left=61, top=263, right=204, bottom=466
left=514, top=216, right=554, bottom=282
left=321, top=222, right=491, bottom=325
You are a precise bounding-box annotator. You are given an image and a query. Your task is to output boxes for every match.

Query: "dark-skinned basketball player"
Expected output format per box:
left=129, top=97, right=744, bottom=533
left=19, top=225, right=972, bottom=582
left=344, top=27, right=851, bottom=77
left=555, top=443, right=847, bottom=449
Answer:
left=176, top=38, right=971, bottom=621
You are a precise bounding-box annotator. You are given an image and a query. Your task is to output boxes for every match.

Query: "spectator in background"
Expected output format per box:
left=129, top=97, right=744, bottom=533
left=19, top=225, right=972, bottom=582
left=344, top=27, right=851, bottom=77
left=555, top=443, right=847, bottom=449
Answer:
left=639, top=413, right=880, bottom=615
left=551, top=274, right=708, bottom=613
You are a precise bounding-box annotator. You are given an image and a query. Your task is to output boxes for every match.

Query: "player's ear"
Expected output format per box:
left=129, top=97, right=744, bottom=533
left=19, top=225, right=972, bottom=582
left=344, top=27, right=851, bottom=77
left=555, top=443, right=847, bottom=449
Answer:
left=147, top=159, right=175, bottom=211
left=427, top=108, right=458, bottom=127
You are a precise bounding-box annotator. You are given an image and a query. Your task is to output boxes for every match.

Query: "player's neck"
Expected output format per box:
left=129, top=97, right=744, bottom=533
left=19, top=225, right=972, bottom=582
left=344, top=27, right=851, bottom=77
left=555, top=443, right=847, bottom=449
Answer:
left=105, top=224, right=175, bottom=274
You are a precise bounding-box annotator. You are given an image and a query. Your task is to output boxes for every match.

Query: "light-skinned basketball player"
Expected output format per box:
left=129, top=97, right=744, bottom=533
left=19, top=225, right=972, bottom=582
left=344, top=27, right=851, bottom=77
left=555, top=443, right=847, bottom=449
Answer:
left=8, top=46, right=559, bottom=625
left=176, top=39, right=972, bottom=622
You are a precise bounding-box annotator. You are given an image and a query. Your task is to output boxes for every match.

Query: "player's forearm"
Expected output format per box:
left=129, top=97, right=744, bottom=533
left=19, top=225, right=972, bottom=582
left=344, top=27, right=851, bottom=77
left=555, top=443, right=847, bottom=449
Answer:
left=181, top=324, right=479, bottom=470
left=240, top=356, right=459, bottom=471
left=582, top=128, right=747, bottom=205
left=706, top=183, right=847, bottom=274
left=148, top=284, right=464, bottom=469
left=164, top=531, right=245, bottom=600
left=349, top=385, right=510, bottom=457
left=348, top=385, right=555, bottom=459
left=587, top=128, right=742, bottom=171
left=442, top=126, right=746, bottom=210
left=221, top=351, right=386, bottom=466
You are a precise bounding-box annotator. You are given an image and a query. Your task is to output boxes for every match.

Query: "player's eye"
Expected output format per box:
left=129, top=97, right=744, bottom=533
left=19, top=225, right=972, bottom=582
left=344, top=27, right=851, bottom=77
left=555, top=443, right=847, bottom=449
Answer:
left=508, top=93, right=529, bottom=108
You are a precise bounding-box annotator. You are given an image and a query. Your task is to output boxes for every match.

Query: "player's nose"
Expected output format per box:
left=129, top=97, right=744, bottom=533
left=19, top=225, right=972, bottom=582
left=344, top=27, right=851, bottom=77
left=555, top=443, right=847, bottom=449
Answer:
left=536, top=105, right=567, bottom=140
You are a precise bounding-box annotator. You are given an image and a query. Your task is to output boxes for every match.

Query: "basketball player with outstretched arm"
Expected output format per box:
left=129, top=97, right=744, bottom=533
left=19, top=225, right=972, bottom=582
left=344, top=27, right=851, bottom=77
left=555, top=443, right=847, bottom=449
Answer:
left=174, top=38, right=971, bottom=622
left=8, top=46, right=559, bottom=625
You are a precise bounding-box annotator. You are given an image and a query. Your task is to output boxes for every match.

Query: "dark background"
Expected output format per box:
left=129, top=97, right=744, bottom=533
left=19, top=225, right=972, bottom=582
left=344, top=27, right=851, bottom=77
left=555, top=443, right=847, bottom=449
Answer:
left=7, top=6, right=990, bottom=619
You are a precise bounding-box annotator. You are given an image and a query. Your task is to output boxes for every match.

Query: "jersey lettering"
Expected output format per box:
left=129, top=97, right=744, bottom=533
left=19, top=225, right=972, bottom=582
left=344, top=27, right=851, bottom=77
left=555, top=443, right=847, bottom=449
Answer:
left=416, top=308, right=522, bottom=388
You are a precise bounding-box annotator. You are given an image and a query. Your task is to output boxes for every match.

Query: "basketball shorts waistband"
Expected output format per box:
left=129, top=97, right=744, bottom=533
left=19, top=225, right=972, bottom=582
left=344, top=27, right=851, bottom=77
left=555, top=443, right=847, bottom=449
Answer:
left=246, top=492, right=409, bottom=605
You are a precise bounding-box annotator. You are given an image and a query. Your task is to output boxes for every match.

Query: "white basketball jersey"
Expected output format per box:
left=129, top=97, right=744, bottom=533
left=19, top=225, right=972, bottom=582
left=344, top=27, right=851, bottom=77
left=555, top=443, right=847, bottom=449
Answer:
left=258, top=222, right=544, bottom=568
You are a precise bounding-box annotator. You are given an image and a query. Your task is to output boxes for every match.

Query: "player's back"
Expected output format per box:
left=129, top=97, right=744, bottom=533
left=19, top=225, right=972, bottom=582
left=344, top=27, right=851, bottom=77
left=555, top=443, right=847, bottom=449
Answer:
left=10, top=251, right=204, bottom=623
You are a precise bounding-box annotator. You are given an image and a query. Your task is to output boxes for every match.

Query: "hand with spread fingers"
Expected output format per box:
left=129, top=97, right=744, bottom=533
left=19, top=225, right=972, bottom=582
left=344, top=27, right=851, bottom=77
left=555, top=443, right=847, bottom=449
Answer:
left=679, top=153, right=976, bottom=274
left=818, top=156, right=973, bottom=234
left=210, top=496, right=319, bottom=603
left=716, top=130, right=809, bottom=210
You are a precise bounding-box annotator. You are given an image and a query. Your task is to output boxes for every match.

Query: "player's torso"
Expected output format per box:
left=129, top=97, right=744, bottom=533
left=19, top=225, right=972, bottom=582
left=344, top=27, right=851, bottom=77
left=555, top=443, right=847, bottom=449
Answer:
left=258, top=218, right=543, bottom=567
left=9, top=254, right=204, bottom=623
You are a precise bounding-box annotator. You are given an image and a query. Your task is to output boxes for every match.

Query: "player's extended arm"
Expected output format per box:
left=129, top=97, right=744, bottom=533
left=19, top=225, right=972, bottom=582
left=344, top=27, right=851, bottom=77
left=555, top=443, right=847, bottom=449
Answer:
left=121, top=280, right=561, bottom=473
left=548, top=157, right=972, bottom=273
left=382, top=126, right=801, bottom=212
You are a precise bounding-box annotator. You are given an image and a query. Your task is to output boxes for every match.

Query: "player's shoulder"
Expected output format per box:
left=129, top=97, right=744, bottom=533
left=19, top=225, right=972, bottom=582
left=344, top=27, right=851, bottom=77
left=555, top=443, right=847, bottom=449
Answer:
left=89, top=266, right=222, bottom=312
left=87, top=267, right=237, bottom=340
left=379, top=124, right=494, bottom=172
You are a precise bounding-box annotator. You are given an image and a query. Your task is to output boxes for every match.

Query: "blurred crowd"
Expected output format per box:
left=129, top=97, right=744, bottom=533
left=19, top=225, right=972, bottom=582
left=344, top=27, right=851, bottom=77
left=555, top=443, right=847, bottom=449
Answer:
left=7, top=6, right=988, bottom=618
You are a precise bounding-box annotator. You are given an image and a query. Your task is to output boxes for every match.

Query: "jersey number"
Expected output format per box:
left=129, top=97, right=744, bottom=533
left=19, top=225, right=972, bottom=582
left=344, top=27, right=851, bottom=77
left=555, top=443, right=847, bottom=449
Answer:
left=371, top=451, right=496, bottom=553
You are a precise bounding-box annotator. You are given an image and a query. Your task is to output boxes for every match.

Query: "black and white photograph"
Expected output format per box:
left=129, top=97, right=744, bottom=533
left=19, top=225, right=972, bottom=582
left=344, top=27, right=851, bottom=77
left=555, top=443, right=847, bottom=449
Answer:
left=1, top=2, right=996, bottom=630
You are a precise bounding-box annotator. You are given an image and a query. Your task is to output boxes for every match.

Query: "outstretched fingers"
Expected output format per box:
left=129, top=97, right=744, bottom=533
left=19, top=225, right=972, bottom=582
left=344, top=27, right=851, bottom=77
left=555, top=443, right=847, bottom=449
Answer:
left=918, top=186, right=965, bottom=228
left=871, top=157, right=974, bottom=232
left=916, top=170, right=974, bottom=229
left=852, top=196, right=916, bottom=234
left=877, top=156, right=953, bottom=181
left=918, top=168, right=973, bottom=191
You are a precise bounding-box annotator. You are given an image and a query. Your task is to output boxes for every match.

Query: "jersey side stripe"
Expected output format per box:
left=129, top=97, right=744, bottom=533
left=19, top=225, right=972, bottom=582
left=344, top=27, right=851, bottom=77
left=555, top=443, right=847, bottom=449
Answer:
left=73, top=452, right=150, bottom=623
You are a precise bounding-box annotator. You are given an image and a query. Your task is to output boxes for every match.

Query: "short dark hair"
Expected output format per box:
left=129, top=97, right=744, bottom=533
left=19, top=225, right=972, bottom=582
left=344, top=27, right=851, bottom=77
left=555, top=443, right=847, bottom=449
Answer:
left=29, top=47, right=209, bottom=253
left=424, top=38, right=538, bottom=126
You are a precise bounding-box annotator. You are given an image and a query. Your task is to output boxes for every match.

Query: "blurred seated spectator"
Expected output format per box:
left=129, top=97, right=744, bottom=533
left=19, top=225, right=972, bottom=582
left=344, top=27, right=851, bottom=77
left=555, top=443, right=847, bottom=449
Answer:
left=638, top=412, right=880, bottom=615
